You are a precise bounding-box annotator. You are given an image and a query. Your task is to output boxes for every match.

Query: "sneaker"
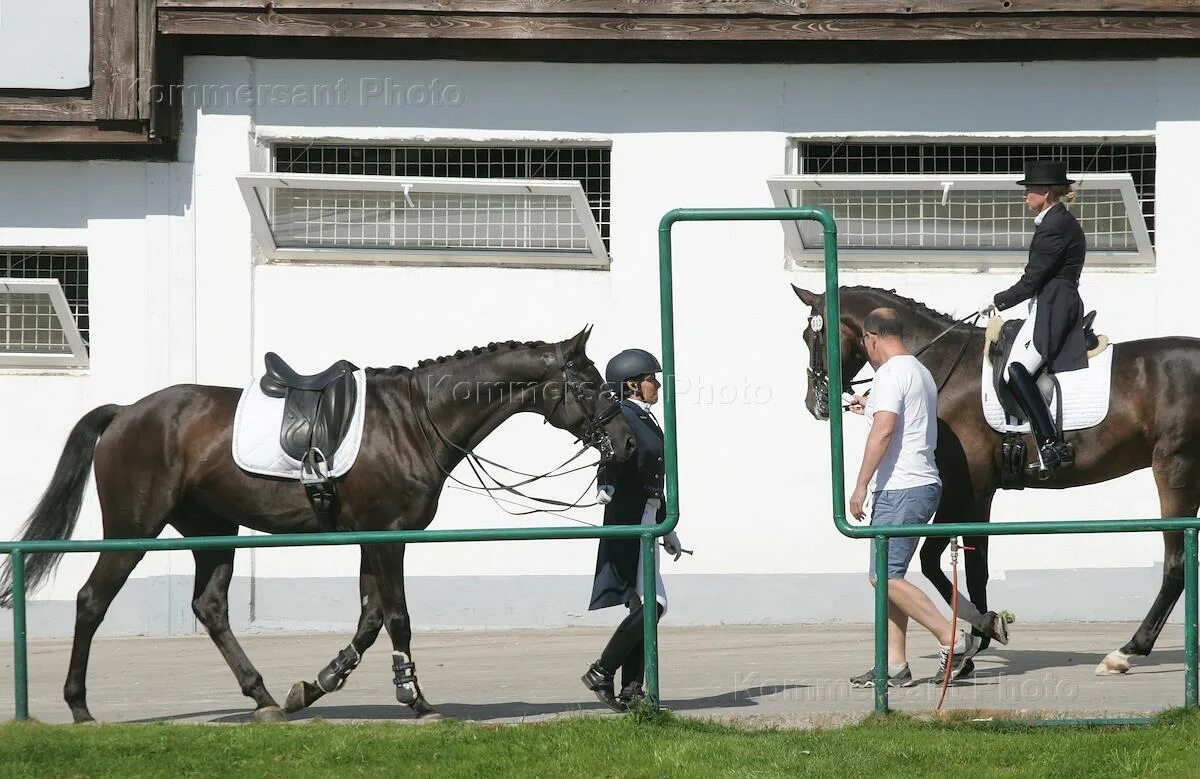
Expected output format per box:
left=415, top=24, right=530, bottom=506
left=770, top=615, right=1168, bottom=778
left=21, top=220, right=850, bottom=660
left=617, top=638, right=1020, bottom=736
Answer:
left=931, top=631, right=981, bottom=684
left=581, top=661, right=622, bottom=712
left=850, top=664, right=916, bottom=688
left=984, top=610, right=1011, bottom=646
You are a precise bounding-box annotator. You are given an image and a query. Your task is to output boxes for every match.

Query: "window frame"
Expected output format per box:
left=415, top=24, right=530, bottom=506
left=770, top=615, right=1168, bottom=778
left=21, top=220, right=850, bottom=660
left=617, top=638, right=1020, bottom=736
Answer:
left=767, top=172, right=1154, bottom=269
left=0, top=277, right=90, bottom=369
left=237, top=171, right=611, bottom=269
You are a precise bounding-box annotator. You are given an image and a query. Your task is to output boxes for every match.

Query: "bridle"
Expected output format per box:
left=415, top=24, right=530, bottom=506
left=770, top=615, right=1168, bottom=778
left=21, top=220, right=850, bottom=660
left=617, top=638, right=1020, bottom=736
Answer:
left=408, top=342, right=624, bottom=514
left=542, top=342, right=623, bottom=464
left=807, top=309, right=982, bottom=418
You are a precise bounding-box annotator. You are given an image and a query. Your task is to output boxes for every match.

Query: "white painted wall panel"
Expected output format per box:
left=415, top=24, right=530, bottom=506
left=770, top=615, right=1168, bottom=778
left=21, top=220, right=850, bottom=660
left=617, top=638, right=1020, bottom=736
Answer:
left=0, top=0, right=90, bottom=89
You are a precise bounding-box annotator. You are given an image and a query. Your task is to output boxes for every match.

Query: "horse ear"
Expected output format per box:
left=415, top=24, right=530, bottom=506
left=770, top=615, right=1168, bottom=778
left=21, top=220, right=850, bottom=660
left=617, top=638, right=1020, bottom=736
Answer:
left=791, top=284, right=820, bottom=308
left=566, top=325, right=592, bottom=355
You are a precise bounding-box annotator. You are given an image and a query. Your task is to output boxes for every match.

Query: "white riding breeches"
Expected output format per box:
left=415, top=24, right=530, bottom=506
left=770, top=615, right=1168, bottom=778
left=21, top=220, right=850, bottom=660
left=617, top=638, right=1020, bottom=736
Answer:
left=634, top=497, right=668, bottom=614
left=1004, top=299, right=1045, bottom=376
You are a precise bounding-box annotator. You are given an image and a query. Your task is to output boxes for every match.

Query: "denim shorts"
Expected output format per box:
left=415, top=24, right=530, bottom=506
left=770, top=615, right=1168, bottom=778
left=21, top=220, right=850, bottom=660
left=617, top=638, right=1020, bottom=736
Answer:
left=868, top=483, right=942, bottom=580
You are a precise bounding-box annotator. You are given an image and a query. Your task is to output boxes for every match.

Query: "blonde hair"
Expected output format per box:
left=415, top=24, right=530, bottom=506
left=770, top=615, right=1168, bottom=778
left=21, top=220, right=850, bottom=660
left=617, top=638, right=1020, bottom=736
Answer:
left=1049, top=184, right=1076, bottom=203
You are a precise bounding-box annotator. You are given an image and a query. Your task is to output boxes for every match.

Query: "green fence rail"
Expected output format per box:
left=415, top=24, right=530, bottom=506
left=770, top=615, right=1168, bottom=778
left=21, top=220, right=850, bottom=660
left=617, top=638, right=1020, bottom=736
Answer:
left=656, top=207, right=1200, bottom=718
left=2, top=510, right=677, bottom=721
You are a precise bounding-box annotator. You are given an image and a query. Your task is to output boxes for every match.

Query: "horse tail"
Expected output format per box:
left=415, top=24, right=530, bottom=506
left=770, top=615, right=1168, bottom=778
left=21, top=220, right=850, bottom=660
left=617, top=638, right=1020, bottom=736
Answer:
left=0, top=404, right=121, bottom=608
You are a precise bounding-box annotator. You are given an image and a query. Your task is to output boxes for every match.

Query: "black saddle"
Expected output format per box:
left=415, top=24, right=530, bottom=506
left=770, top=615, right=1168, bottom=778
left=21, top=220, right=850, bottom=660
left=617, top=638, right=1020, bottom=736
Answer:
left=260, top=352, right=359, bottom=463
left=987, top=311, right=1100, bottom=424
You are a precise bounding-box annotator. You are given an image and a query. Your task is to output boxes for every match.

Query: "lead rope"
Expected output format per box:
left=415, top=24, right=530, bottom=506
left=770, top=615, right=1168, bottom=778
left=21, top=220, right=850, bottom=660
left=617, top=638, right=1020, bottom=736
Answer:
left=936, top=537, right=974, bottom=713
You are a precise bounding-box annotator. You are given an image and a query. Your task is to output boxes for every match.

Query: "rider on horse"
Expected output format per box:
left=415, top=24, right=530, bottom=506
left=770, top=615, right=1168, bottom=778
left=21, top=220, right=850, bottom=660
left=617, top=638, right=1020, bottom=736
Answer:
left=984, top=160, right=1089, bottom=472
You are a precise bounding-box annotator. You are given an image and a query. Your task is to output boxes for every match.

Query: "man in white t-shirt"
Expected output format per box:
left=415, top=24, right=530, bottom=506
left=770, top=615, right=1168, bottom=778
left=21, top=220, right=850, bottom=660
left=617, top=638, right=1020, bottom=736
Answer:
left=846, top=307, right=980, bottom=688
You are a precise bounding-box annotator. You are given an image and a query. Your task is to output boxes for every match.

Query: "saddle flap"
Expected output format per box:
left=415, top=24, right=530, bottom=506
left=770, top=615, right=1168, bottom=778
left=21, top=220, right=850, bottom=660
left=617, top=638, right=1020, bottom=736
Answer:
left=278, top=370, right=359, bottom=463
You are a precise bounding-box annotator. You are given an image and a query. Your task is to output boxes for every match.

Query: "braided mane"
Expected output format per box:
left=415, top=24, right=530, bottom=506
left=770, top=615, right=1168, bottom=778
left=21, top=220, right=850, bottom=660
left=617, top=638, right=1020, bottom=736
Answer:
left=366, top=340, right=551, bottom=377
left=842, top=286, right=958, bottom=325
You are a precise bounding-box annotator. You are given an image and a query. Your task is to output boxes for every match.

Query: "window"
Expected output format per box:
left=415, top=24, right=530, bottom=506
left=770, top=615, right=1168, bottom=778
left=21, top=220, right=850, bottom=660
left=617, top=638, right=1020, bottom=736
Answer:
left=0, top=249, right=90, bottom=369
left=254, top=144, right=612, bottom=267
left=776, top=141, right=1155, bottom=268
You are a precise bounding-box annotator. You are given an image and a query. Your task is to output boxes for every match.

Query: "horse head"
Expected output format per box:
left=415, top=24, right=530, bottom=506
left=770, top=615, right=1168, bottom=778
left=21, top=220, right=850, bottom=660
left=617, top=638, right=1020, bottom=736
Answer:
left=537, top=325, right=636, bottom=463
left=791, top=285, right=871, bottom=421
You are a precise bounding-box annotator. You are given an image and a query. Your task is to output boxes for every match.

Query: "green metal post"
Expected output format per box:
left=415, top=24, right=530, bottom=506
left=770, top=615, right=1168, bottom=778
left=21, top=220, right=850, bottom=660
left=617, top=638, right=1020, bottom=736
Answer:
left=1185, top=528, right=1198, bottom=708
left=874, top=536, right=890, bottom=715
left=641, top=533, right=660, bottom=710
left=11, top=551, right=28, bottom=721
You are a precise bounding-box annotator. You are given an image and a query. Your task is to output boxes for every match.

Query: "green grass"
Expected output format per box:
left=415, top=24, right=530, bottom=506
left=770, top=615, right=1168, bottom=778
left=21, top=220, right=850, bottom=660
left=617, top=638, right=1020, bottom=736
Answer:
left=1, top=709, right=1198, bottom=778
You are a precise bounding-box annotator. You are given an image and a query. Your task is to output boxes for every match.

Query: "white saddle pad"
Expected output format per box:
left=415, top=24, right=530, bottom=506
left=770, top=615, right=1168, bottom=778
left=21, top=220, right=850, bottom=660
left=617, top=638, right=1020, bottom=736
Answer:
left=232, top=368, right=367, bottom=479
left=982, top=347, right=1113, bottom=434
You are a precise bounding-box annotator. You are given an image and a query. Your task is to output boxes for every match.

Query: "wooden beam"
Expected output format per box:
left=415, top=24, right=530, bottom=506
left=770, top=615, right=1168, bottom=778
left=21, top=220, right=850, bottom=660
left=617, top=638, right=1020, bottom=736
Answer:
left=94, top=0, right=142, bottom=121
left=157, top=10, right=1200, bottom=39
left=0, top=97, right=96, bottom=123
left=0, top=124, right=152, bottom=143
left=155, top=0, right=1200, bottom=15
left=139, top=0, right=157, bottom=120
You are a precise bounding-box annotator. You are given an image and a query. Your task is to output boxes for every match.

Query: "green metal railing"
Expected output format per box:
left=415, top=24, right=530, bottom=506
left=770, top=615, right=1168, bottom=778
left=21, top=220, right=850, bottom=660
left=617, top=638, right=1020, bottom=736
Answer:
left=656, top=207, right=1200, bottom=718
left=2, top=510, right=677, bottom=721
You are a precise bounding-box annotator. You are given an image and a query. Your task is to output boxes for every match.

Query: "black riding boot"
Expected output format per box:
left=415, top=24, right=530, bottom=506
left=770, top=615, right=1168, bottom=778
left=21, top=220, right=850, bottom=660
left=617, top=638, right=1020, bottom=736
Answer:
left=1006, top=363, right=1074, bottom=473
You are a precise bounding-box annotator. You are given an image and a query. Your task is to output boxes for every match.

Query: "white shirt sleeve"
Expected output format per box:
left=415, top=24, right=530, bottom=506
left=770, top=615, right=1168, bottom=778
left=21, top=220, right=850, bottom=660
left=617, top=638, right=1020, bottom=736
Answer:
left=868, top=365, right=904, bottom=417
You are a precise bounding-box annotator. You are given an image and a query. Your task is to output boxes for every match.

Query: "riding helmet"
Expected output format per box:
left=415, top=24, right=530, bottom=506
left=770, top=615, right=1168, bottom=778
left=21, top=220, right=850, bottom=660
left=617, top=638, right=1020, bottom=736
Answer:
left=605, top=348, right=662, bottom=388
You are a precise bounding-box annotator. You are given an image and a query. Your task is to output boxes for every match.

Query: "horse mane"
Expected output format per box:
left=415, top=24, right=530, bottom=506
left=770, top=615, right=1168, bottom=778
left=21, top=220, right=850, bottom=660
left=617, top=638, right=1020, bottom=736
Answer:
left=843, top=286, right=958, bottom=325
left=366, top=339, right=551, bottom=377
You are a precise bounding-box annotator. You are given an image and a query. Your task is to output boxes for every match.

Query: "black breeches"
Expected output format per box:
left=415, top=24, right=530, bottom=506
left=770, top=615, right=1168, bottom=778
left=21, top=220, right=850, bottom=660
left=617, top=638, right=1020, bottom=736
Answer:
left=599, top=600, right=664, bottom=687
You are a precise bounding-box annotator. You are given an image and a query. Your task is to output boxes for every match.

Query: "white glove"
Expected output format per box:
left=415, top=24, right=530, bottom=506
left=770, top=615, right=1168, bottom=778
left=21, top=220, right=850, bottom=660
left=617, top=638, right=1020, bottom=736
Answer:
left=663, top=531, right=683, bottom=561
left=978, top=303, right=997, bottom=318
left=596, top=484, right=614, bottom=505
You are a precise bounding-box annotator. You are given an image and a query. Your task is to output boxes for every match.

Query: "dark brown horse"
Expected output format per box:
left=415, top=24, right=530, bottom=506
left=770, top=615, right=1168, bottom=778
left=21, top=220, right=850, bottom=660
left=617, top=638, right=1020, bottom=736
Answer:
left=793, top=285, right=1197, bottom=675
left=0, top=327, right=635, bottom=723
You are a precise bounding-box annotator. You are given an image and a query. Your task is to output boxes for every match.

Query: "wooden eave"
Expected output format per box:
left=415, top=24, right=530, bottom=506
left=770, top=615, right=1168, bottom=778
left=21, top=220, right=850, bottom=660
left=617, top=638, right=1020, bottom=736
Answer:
left=3, top=0, right=1200, bottom=152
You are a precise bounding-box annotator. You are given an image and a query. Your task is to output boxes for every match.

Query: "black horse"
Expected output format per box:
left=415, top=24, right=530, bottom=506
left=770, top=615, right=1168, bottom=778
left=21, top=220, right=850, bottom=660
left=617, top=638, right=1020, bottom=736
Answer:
left=0, top=327, right=634, bottom=723
left=794, top=285, right=1197, bottom=675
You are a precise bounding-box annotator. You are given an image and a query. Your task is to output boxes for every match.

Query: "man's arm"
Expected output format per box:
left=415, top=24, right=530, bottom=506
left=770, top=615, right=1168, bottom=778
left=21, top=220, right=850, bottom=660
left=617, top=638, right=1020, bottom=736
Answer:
left=850, top=410, right=897, bottom=521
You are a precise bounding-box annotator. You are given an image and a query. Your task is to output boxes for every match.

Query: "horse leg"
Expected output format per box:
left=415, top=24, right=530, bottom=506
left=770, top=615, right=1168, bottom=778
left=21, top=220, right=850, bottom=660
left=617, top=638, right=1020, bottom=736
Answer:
left=366, top=541, right=438, bottom=718
left=1097, top=459, right=1197, bottom=674
left=189, top=545, right=286, bottom=722
left=284, top=552, right=384, bottom=713
left=920, top=490, right=998, bottom=648
left=63, top=551, right=146, bottom=723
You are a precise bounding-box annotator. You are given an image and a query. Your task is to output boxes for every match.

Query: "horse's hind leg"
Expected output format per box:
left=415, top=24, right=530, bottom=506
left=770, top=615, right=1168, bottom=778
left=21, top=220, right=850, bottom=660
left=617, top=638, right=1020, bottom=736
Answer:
left=64, top=551, right=147, bottom=723
left=285, top=551, right=384, bottom=713
left=1098, top=455, right=1197, bottom=674
left=190, top=544, right=285, bottom=721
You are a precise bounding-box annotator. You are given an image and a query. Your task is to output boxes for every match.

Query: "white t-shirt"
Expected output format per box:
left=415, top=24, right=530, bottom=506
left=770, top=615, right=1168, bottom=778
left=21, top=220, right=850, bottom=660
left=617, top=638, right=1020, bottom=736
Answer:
left=865, top=354, right=940, bottom=491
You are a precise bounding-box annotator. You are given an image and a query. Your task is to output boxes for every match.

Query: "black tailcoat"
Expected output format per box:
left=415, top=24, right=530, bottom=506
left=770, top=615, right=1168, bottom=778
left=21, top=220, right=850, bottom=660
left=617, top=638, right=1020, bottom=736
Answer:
left=993, top=202, right=1089, bottom=374
left=588, top=399, right=666, bottom=611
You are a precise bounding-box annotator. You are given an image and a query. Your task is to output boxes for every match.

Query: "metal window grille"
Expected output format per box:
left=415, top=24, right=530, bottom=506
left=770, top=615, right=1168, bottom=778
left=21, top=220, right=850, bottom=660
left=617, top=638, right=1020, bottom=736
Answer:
left=274, top=145, right=611, bottom=253
left=239, top=174, right=609, bottom=268
left=798, top=141, right=1156, bottom=244
left=0, top=250, right=89, bottom=356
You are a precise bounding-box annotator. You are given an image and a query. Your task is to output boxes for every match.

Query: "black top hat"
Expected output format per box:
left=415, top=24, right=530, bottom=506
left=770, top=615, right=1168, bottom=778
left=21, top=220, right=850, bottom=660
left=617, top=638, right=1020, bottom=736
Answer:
left=1017, top=160, right=1075, bottom=186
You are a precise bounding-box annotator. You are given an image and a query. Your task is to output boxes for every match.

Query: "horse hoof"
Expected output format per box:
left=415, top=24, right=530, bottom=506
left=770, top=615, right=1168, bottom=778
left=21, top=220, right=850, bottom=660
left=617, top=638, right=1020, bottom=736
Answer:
left=411, top=698, right=440, bottom=720
left=284, top=682, right=315, bottom=714
left=252, top=705, right=288, bottom=723
left=1095, top=650, right=1132, bottom=675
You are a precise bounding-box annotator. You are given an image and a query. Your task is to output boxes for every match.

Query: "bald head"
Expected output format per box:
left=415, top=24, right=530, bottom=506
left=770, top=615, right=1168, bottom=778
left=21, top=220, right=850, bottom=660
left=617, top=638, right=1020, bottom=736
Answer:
left=864, top=307, right=905, bottom=341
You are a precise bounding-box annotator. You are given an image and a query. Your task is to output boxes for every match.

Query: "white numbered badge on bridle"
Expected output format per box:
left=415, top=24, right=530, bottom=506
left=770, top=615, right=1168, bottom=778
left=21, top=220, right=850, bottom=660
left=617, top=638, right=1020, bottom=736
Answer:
left=810, top=314, right=824, bottom=333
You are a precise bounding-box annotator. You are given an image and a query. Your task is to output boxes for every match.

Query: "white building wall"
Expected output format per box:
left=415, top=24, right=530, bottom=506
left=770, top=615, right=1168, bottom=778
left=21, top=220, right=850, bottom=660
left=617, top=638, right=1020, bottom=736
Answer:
left=3, top=56, right=1199, bottom=633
